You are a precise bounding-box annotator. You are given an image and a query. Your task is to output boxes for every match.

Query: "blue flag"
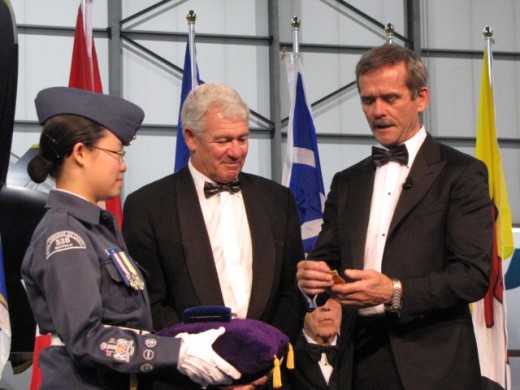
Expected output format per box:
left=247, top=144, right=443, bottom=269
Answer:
left=174, top=38, right=200, bottom=172
left=0, top=235, right=11, bottom=378
left=505, top=249, right=520, bottom=290
left=282, top=53, right=325, bottom=254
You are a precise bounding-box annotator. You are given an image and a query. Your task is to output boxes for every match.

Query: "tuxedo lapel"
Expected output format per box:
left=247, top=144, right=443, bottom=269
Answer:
left=348, top=161, right=375, bottom=270
left=294, top=335, right=331, bottom=390
left=239, top=174, right=276, bottom=319
left=305, top=363, right=330, bottom=390
left=390, top=135, right=446, bottom=235
left=175, top=168, right=225, bottom=306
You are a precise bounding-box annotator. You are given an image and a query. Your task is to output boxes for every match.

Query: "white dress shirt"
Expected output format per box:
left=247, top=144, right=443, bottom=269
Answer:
left=303, top=330, right=338, bottom=385
left=188, top=161, right=253, bottom=319
left=359, top=127, right=427, bottom=316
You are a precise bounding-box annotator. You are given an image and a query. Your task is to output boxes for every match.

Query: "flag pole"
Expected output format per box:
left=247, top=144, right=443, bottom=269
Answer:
left=82, top=0, right=95, bottom=91
left=291, top=16, right=300, bottom=56
left=283, top=16, right=326, bottom=254
left=473, top=23, right=513, bottom=389
left=483, top=26, right=493, bottom=89
left=482, top=24, right=508, bottom=261
left=174, top=10, right=200, bottom=172
left=186, top=10, right=197, bottom=89
left=385, top=22, right=394, bottom=44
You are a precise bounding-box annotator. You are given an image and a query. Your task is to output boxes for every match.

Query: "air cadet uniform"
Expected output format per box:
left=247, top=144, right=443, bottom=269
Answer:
left=20, top=87, right=241, bottom=390
left=22, top=190, right=182, bottom=389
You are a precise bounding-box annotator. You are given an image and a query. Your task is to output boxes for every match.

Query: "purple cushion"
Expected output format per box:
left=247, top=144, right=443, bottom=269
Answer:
left=158, top=318, right=290, bottom=384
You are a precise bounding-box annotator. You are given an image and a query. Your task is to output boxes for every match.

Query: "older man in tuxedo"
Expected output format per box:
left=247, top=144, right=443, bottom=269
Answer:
left=297, top=44, right=492, bottom=390
left=123, top=83, right=304, bottom=389
left=286, top=298, right=342, bottom=390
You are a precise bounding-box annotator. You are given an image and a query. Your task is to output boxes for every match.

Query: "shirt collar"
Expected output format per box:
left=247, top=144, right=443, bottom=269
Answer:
left=188, top=159, right=242, bottom=201
left=47, top=189, right=105, bottom=225
left=374, top=126, right=427, bottom=168
left=302, top=328, right=338, bottom=346
left=188, top=159, right=214, bottom=202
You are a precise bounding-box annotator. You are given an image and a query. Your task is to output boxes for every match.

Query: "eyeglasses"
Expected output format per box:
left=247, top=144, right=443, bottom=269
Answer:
left=91, top=146, right=127, bottom=162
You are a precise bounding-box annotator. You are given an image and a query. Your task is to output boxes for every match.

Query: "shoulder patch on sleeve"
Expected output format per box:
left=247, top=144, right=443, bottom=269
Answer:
left=46, top=231, right=87, bottom=259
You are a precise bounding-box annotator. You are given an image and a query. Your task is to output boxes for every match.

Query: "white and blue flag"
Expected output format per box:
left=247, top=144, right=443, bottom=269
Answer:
left=282, top=53, right=325, bottom=255
left=0, top=235, right=11, bottom=378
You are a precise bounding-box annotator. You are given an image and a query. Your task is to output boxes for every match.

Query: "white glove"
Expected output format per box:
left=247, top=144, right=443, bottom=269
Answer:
left=176, top=326, right=241, bottom=388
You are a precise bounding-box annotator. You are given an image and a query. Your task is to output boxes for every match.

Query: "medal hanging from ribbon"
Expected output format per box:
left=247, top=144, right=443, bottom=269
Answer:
left=106, top=248, right=145, bottom=291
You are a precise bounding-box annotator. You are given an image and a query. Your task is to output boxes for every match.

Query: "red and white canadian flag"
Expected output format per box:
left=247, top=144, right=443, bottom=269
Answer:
left=68, top=0, right=124, bottom=226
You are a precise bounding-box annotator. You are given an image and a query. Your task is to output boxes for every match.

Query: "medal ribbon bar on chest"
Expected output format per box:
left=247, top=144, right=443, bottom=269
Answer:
left=106, top=248, right=145, bottom=291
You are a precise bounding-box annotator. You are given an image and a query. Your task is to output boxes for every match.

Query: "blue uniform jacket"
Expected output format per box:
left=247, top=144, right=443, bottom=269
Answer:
left=22, top=190, right=181, bottom=389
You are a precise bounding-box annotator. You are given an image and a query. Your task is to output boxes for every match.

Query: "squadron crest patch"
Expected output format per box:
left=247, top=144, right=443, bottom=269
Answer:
left=100, top=338, right=135, bottom=362
left=46, top=231, right=86, bottom=259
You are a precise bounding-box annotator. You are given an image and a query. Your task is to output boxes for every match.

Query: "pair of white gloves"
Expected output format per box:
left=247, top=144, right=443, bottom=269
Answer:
left=176, top=327, right=241, bottom=388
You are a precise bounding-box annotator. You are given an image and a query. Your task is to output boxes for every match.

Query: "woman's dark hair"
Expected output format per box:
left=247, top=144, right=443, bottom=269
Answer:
left=27, top=115, right=105, bottom=183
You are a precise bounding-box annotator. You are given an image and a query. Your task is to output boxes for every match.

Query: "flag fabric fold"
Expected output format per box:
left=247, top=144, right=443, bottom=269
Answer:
left=0, top=236, right=11, bottom=379
left=472, top=39, right=513, bottom=390
left=29, top=327, right=50, bottom=390
left=505, top=249, right=520, bottom=290
left=282, top=53, right=325, bottom=255
left=68, top=2, right=123, bottom=228
left=174, top=37, right=200, bottom=172
left=68, top=2, right=101, bottom=93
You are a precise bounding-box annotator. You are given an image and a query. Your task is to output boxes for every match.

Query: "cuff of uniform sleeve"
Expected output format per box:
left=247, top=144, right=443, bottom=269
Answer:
left=298, top=283, right=319, bottom=312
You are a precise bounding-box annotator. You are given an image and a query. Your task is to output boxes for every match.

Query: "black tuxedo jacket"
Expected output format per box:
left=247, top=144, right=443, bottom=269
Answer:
left=122, top=167, right=304, bottom=343
left=285, top=332, right=338, bottom=390
left=310, top=134, right=492, bottom=390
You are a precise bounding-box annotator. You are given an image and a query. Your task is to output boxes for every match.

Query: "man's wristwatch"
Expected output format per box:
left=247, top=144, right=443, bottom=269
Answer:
left=384, top=278, right=402, bottom=313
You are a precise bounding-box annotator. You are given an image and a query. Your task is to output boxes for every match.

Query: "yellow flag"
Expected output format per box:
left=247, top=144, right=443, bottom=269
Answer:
left=475, top=45, right=514, bottom=261
left=472, top=36, right=512, bottom=390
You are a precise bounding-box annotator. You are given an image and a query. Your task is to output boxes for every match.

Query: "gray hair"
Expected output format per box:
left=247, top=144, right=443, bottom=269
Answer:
left=181, top=83, right=249, bottom=137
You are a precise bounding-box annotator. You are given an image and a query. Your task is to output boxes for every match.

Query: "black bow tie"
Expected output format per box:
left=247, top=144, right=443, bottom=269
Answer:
left=203, top=178, right=241, bottom=198
left=372, top=144, right=408, bottom=167
left=305, top=344, right=338, bottom=365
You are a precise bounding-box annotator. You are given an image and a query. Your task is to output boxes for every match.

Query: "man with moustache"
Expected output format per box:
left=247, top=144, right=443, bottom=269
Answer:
left=123, top=83, right=304, bottom=389
left=297, top=44, right=492, bottom=390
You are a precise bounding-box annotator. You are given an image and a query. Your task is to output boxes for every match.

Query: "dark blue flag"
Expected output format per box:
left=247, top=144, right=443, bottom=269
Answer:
left=505, top=248, right=520, bottom=290
left=175, top=39, right=200, bottom=172
left=283, top=54, right=325, bottom=254
left=0, top=235, right=10, bottom=377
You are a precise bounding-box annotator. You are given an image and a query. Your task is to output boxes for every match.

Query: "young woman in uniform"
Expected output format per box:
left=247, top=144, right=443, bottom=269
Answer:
left=21, top=87, right=240, bottom=390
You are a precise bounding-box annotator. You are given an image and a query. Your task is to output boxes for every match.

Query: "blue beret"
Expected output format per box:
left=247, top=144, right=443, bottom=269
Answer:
left=35, top=87, right=144, bottom=146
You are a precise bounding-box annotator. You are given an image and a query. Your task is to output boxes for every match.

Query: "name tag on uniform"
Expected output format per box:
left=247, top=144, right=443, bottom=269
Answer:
left=106, top=248, right=145, bottom=291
